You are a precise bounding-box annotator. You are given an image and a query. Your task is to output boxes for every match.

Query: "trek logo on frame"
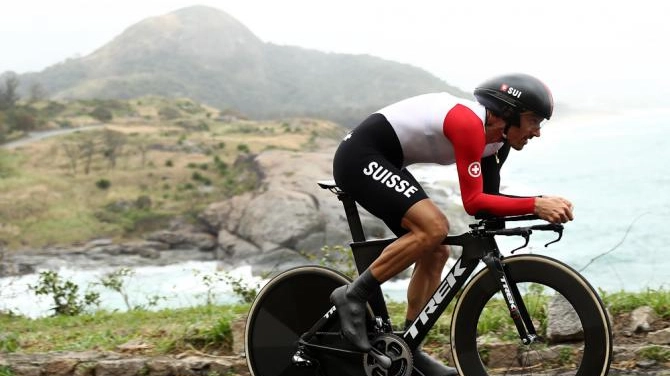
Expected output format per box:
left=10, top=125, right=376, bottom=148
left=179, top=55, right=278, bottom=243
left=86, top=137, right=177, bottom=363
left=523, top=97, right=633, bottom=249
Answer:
left=405, top=260, right=467, bottom=339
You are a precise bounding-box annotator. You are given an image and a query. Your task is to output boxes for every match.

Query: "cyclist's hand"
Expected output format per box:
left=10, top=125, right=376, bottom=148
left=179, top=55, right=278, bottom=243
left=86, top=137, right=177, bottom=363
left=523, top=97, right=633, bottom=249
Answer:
left=534, top=196, right=574, bottom=223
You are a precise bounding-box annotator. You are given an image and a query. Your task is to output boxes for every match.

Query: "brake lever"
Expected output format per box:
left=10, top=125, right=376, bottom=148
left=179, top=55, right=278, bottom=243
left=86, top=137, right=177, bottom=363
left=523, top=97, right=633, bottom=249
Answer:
left=544, top=227, right=563, bottom=248
left=510, top=231, right=531, bottom=254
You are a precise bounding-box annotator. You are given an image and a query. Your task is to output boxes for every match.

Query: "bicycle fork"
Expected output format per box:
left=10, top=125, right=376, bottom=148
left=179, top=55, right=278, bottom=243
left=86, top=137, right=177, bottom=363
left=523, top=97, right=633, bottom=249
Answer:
left=483, top=254, right=541, bottom=345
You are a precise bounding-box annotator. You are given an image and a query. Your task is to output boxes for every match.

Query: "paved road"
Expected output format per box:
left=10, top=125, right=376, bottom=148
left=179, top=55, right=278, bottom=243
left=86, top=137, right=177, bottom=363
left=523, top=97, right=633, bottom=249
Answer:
left=1, top=125, right=103, bottom=149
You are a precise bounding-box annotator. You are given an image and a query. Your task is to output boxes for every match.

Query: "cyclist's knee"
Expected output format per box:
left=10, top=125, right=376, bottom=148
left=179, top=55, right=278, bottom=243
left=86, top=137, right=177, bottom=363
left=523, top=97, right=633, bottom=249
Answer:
left=402, top=199, right=449, bottom=251
left=416, top=217, right=449, bottom=251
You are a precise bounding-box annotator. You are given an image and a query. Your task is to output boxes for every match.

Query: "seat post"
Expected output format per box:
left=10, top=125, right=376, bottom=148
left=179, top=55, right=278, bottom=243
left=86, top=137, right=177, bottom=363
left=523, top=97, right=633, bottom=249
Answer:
left=337, top=192, right=366, bottom=242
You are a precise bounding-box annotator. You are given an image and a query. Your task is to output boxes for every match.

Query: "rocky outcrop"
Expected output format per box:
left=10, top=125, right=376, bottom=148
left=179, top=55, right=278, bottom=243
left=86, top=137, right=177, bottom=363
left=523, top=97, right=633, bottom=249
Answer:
left=197, top=146, right=470, bottom=276
left=0, top=240, right=216, bottom=278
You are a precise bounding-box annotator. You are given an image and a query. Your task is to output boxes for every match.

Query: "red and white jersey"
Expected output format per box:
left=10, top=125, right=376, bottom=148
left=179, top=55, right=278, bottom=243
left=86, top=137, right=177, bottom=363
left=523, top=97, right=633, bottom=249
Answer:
left=376, top=92, right=535, bottom=216
left=377, top=92, right=501, bottom=166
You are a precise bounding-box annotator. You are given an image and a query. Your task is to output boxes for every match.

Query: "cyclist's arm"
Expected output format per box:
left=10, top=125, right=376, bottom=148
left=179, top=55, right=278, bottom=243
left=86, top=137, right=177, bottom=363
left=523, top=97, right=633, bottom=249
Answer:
left=443, top=106, right=535, bottom=216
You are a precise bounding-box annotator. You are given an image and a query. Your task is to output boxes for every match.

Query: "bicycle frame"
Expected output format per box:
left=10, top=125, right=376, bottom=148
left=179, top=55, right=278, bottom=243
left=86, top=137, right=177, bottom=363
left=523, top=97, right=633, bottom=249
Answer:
left=303, top=182, right=558, bottom=354
left=348, top=233, right=485, bottom=350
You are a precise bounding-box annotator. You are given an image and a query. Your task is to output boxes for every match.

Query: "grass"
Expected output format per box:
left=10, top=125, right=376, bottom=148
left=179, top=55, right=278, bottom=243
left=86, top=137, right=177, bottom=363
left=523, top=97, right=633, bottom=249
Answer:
left=0, top=304, right=249, bottom=355
left=601, top=288, right=670, bottom=318
left=637, top=345, right=670, bottom=362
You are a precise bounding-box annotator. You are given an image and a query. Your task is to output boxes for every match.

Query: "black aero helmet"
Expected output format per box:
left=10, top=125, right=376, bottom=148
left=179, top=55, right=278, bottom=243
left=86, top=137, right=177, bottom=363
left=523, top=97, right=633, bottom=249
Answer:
left=474, top=73, right=554, bottom=120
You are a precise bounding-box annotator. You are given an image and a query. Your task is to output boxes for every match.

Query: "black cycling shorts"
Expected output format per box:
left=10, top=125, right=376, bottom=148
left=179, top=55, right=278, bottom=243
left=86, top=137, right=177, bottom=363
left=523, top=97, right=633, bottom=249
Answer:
left=333, top=113, right=428, bottom=236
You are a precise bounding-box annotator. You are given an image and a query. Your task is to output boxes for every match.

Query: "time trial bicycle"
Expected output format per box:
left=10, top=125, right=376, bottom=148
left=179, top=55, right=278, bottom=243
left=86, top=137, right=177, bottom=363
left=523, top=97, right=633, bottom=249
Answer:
left=245, top=180, right=612, bottom=376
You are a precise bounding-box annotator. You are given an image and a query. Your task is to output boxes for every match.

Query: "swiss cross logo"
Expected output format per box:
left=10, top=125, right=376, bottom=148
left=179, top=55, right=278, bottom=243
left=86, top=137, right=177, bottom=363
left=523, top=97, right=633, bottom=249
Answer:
left=500, top=84, right=509, bottom=92
left=468, top=162, right=481, bottom=178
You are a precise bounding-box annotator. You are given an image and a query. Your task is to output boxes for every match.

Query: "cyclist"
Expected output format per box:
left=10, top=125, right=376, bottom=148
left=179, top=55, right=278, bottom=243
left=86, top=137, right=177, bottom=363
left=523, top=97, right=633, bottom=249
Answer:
left=330, top=73, right=574, bottom=376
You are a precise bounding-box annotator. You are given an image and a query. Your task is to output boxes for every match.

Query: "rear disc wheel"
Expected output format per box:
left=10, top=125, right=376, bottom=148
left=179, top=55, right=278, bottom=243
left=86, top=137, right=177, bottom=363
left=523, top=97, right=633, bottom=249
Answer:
left=245, top=266, right=352, bottom=376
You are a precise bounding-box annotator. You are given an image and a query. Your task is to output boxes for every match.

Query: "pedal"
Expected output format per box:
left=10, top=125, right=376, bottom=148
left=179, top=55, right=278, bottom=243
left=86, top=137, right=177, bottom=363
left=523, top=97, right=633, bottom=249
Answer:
left=291, top=348, right=316, bottom=367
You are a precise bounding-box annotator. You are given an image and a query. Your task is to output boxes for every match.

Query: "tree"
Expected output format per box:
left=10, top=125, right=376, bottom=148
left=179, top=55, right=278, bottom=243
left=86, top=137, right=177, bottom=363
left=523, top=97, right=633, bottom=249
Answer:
left=28, top=83, right=47, bottom=103
left=0, top=112, right=8, bottom=142
left=136, top=138, right=150, bottom=168
left=90, top=106, right=113, bottom=122
left=7, top=107, right=37, bottom=132
left=0, top=74, right=20, bottom=110
left=102, top=129, right=126, bottom=169
left=62, top=142, right=79, bottom=175
left=79, top=136, right=96, bottom=175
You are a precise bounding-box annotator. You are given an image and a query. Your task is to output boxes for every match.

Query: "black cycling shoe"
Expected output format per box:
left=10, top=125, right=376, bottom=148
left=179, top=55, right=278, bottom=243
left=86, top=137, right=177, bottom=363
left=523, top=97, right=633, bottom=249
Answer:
left=330, top=285, right=371, bottom=352
left=412, top=349, right=458, bottom=376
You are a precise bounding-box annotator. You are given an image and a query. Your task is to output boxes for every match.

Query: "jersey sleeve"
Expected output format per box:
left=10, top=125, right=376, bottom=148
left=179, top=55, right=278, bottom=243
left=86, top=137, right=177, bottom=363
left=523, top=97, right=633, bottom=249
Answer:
left=442, top=105, right=535, bottom=216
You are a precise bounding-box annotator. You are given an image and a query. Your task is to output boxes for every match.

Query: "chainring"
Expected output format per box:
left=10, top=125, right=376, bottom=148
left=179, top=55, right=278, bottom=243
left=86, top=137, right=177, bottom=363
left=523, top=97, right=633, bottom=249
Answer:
left=363, top=333, right=413, bottom=376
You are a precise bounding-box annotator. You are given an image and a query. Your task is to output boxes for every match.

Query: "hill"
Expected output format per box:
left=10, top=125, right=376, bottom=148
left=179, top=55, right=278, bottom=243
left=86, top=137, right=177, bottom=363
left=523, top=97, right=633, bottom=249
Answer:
left=0, top=97, right=344, bottom=250
left=14, top=5, right=468, bottom=126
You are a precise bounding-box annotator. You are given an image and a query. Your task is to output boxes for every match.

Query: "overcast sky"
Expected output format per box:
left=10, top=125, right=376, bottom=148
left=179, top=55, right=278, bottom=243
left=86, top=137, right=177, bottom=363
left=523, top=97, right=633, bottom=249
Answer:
left=2, top=0, right=669, bottom=110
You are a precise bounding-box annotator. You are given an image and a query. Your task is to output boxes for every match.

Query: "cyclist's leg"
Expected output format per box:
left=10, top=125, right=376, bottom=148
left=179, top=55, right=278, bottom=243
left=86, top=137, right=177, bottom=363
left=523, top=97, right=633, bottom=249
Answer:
left=369, top=199, right=448, bottom=282
left=331, top=114, right=442, bottom=351
left=406, top=244, right=449, bottom=321
left=330, top=197, right=448, bottom=352
left=403, top=243, right=458, bottom=376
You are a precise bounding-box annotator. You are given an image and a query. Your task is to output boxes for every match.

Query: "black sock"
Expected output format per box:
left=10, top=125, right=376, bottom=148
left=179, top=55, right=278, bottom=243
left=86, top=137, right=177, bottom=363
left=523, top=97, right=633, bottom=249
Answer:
left=348, top=269, right=380, bottom=301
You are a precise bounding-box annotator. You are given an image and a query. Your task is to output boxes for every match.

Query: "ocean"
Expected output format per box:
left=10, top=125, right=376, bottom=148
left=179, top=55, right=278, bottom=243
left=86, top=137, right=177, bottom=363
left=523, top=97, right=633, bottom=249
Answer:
left=497, top=109, right=670, bottom=292
left=1, top=110, right=668, bottom=317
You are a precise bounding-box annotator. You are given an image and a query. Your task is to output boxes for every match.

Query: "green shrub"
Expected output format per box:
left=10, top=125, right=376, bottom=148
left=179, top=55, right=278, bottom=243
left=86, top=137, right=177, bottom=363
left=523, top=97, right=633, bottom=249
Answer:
left=7, top=107, right=38, bottom=131
left=89, top=106, right=113, bottom=122
left=43, top=101, right=67, bottom=117
left=205, top=317, right=232, bottom=348
left=95, top=179, right=111, bottom=190
left=222, top=273, right=260, bottom=304
left=0, top=333, right=19, bottom=352
left=135, top=195, right=152, bottom=210
left=28, top=271, right=100, bottom=316
left=158, top=106, right=180, bottom=120
left=637, top=345, right=670, bottom=362
left=213, top=156, right=228, bottom=175
left=98, top=268, right=165, bottom=311
left=191, top=172, right=211, bottom=185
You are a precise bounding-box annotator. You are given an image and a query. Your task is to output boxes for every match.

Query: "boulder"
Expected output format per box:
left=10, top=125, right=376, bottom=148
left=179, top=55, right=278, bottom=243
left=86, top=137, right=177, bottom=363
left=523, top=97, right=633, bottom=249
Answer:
left=236, top=188, right=323, bottom=248
left=145, top=231, right=217, bottom=251
left=546, top=294, right=584, bottom=342
left=199, top=147, right=472, bottom=275
left=630, top=306, right=658, bottom=333
left=648, top=328, right=670, bottom=345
